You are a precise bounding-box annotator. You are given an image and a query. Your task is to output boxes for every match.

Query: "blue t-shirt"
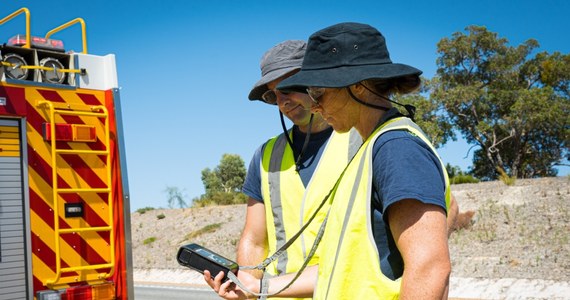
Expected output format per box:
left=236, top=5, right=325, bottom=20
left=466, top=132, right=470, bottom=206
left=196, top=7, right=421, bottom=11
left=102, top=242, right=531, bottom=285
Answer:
left=370, top=128, right=447, bottom=280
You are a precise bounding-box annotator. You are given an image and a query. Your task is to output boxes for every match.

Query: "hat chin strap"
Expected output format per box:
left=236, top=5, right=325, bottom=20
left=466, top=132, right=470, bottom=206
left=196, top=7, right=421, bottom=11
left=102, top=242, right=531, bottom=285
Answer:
left=346, top=86, right=390, bottom=111
left=348, top=84, right=416, bottom=120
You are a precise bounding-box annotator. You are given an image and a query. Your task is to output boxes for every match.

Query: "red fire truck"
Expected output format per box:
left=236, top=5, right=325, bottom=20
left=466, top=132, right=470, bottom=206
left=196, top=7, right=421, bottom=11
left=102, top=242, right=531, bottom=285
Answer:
left=0, top=7, right=133, bottom=299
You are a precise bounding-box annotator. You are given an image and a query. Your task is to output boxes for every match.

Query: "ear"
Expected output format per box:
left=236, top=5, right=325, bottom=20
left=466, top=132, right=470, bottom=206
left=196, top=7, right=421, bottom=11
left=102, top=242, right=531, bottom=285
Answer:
left=351, top=83, right=367, bottom=97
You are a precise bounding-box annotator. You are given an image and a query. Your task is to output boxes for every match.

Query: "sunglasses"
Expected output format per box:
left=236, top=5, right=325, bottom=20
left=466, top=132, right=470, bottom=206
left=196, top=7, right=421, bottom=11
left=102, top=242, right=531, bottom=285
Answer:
left=261, top=89, right=291, bottom=104
left=306, top=87, right=325, bottom=106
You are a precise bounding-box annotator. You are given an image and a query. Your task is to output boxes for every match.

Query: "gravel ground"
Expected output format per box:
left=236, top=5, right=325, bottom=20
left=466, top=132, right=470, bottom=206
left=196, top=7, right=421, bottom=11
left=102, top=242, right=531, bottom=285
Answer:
left=131, top=176, right=570, bottom=299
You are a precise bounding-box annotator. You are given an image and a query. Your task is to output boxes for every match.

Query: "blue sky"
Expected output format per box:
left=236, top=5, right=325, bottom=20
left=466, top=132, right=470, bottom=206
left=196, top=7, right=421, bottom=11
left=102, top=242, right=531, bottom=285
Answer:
left=2, top=1, right=569, bottom=211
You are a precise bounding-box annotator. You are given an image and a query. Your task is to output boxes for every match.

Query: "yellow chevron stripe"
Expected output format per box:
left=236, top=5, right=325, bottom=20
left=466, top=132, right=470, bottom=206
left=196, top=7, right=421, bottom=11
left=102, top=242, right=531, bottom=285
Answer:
left=25, top=86, right=106, bottom=106
left=32, top=255, right=67, bottom=289
left=32, top=247, right=108, bottom=289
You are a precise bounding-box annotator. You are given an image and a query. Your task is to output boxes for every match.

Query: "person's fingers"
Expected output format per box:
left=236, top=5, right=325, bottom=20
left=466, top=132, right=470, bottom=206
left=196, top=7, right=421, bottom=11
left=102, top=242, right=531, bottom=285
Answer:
left=220, top=279, right=233, bottom=292
left=204, top=270, right=226, bottom=292
left=213, top=271, right=226, bottom=293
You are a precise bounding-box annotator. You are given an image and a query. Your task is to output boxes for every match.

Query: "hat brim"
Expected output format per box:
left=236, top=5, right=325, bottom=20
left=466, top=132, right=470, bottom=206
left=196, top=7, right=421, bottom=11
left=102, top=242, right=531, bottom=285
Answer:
left=277, top=63, right=422, bottom=93
left=248, top=66, right=302, bottom=102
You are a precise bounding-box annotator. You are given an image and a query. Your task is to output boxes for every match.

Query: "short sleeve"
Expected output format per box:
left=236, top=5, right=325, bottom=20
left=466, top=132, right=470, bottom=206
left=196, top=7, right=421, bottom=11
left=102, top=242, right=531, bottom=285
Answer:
left=242, top=145, right=264, bottom=202
left=372, top=131, right=447, bottom=220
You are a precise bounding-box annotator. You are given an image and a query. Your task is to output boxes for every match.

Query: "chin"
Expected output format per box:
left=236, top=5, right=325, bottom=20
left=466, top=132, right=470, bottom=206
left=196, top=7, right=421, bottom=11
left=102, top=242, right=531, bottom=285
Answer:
left=290, top=114, right=313, bottom=126
left=331, top=124, right=350, bottom=133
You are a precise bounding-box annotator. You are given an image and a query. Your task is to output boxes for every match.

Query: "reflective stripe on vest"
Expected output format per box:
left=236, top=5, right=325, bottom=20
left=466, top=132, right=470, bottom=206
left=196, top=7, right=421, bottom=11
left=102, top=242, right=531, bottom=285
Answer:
left=314, top=118, right=450, bottom=300
left=260, top=128, right=361, bottom=278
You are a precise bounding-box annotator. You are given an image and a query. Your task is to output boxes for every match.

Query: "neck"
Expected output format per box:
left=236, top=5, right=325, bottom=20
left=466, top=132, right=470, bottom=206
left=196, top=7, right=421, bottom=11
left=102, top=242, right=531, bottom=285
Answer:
left=355, top=108, right=384, bottom=140
left=347, top=86, right=392, bottom=140
left=355, top=94, right=398, bottom=140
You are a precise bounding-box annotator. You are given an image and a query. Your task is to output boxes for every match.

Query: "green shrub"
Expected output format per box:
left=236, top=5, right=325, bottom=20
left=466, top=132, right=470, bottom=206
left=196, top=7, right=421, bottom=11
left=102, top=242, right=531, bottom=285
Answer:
left=192, top=198, right=214, bottom=207
left=184, top=223, right=223, bottom=240
left=156, top=213, right=166, bottom=220
left=192, top=192, right=247, bottom=207
left=136, top=207, right=155, bottom=214
left=450, top=174, right=480, bottom=184
left=143, top=237, right=156, bottom=245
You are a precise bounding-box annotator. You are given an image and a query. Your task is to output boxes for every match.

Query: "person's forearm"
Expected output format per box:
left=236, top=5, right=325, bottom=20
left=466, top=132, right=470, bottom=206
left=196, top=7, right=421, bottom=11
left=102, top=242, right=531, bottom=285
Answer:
left=237, top=198, right=268, bottom=278
left=399, top=260, right=450, bottom=299
left=237, top=235, right=267, bottom=278
left=266, top=265, right=317, bottom=298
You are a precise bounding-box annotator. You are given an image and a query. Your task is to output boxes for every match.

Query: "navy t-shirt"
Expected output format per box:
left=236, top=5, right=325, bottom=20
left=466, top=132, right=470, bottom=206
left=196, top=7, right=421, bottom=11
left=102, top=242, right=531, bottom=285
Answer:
left=371, top=129, right=447, bottom=280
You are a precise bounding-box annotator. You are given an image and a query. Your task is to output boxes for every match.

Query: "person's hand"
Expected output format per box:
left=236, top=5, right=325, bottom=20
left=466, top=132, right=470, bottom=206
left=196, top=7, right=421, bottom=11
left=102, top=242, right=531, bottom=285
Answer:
left=203, top=270, right=259, bottom=300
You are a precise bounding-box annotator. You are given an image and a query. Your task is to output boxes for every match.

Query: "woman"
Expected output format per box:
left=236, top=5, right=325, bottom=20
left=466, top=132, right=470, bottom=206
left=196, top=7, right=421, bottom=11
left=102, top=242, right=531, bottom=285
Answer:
left=206, top=22, right=451, bottom=300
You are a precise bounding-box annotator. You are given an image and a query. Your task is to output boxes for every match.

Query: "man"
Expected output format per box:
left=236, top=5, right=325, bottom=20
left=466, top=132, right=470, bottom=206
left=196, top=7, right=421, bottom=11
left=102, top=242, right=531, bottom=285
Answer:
left=237, top=40, right=361, bottom=300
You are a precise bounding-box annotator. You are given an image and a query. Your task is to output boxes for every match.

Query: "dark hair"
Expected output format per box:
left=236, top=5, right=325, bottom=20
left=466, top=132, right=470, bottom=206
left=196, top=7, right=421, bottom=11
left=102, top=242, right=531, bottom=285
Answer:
left=366, top=75, right=421, bottom=96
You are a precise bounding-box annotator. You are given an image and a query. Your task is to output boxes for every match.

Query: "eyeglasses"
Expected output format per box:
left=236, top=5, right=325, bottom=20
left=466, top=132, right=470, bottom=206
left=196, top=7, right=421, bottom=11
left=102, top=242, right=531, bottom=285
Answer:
left=261, top=89, right=290, bottom=104
left=306, top=87, right=325, bottom=106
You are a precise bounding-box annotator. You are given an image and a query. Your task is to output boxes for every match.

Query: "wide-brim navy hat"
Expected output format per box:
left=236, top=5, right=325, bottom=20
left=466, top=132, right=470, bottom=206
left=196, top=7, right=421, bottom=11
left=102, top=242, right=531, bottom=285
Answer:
left=248, top=40, right=306, bottom=103
left=277, top=22, right=422, bottom=92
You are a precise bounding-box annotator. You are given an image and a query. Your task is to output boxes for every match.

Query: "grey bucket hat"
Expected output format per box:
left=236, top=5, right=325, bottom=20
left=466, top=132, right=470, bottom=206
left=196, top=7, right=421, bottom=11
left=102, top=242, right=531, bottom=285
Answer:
left=278, top=22, right=422, bottom=92
left=248, top=40, right=306, bottom=103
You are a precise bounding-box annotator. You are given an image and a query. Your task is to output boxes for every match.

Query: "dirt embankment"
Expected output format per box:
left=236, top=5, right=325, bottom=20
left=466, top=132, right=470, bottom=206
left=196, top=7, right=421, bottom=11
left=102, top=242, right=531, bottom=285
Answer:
left=131, top=177, right=570, bottom=282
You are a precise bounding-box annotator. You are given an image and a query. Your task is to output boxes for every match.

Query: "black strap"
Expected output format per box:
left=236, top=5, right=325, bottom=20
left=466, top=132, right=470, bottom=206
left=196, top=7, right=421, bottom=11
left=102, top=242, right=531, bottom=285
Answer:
left=279, top=110, right=314, bottom=172
left=355, top=84, right=416, bottom=121
left=346, top=87, right=391, bottom=112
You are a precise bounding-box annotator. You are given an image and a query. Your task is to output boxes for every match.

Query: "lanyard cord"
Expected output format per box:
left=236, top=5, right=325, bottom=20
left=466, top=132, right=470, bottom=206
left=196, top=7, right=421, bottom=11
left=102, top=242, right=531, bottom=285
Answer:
left=279, top=110, right=314, bottom=172
left=228, top=213, right=330, bottom=297
left=239, top=178, right=335, bottom=271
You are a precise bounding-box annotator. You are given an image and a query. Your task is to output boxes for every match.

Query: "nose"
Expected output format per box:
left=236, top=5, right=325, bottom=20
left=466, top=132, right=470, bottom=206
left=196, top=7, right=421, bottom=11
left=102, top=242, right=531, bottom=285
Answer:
left=276, top=92, right=291, bottom=107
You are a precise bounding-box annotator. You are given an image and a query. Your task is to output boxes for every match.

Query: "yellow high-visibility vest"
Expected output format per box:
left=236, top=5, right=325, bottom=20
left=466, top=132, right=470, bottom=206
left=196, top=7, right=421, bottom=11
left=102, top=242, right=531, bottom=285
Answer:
left=260, top=128, right=360, bottom=300
left=314, top=117, right=450, bottom=300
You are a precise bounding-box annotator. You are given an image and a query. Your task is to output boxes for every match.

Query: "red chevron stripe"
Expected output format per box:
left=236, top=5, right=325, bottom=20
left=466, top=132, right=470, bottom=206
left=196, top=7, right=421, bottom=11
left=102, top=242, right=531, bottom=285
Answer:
left=0, top=86, right=27, bottom=115
left=37, top=89, right=66, bottom=103
left=77, top=92, right=103, bottom=106
left=30, top=188, right=56, bottom=229
left=61, top=231, right=109, bottom=265
left=33, top=275, right=44, bottom=295
left=30, top=227, right=73, bottom=272
left=25, top=100, right=47, bottom=135
left=59, top=153, right=108, bottom=188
